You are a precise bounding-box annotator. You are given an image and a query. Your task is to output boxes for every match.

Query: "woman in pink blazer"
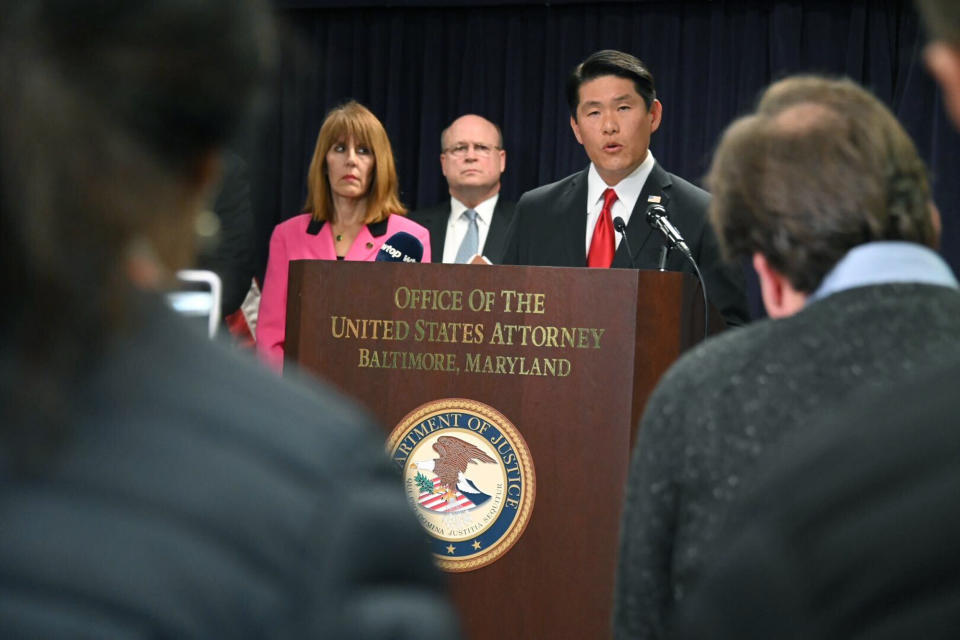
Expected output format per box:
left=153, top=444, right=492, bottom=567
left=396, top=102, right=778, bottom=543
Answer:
left=257, top=101, right=431, bottom=371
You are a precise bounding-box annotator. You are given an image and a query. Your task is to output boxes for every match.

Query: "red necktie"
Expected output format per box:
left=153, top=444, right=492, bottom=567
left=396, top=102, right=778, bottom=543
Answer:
left=587, top=188, right=618, bottom=268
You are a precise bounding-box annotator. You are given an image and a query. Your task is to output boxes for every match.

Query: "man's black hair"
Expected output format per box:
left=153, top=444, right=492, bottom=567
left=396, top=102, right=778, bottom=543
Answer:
left=566, top=49, right=656, bottom=119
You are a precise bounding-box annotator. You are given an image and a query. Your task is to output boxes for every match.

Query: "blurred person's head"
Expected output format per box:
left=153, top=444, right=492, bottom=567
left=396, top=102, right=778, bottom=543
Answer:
left=0, top=0, right=274, bottom=467
left=917, top=0, right=960, bottom=129
left=304, top=101, right=406, bottom=224
left=439, top=114, right=505, bottom=209
left=707, top=76, right=935, bottom=317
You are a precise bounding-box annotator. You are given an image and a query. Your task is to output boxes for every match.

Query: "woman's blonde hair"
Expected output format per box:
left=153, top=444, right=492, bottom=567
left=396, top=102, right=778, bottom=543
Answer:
left=303, top=101, right=406, bottom=223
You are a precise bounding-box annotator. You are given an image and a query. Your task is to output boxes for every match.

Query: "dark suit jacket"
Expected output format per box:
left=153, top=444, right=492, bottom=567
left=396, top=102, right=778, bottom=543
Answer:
left=0, top=296, right=459, bottom=639
left=503, top=164, right=749, bottom=326
left=410, top=196, right=516, bottom=264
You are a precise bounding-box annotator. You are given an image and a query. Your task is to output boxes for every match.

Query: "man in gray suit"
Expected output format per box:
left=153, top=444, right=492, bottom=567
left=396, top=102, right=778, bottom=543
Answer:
left=667, top=5, right=960, bottom=638
left=614, top=75, right=958, bottom=639
left=411, top=114, right=515, bottom=264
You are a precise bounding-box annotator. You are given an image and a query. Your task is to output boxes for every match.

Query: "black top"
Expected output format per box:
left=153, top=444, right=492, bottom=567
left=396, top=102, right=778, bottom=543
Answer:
left=674, top=357, right=960, bottom=640
left=0, top=295, right=458, bottom=639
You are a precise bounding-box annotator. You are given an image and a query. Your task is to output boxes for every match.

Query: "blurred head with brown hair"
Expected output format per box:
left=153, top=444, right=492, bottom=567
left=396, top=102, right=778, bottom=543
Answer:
left=0, top=0, right=274, bottom=466
left=707, top=75, right=935, bottom=316
left=917, top=0, right=960, bottom=129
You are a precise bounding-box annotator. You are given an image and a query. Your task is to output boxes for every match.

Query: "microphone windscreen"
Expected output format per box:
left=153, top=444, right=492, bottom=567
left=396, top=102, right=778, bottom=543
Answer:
left=613, top=216, right=628, bottom=233
left=645, top=203, right=668, bottom=223
left=375, top=231, right=424, bottom=263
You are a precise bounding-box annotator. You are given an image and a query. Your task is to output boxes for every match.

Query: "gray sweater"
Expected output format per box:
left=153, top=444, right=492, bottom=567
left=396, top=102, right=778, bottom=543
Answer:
left=613, top=282, right=960, bottom=640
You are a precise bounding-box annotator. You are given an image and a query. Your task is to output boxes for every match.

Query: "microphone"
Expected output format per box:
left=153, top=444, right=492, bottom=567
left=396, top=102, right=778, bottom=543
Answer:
left=375, top=232, right=424, bottom=263
left=612, top=216, right=638, bottom=269
left=645, top=204, right=692, bottom=258
left=644, top=203, right=711, bottom=339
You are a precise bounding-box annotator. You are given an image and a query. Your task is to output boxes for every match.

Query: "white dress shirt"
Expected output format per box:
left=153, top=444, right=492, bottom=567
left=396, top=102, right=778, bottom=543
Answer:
left=584, top=151, right=656, bottom=255
left=442, top=193, right=499, bottom=264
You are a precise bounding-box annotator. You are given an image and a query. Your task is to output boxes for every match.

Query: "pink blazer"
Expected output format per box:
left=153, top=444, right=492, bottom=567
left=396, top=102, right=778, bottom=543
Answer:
left=256, top=213, right=431, bottom=371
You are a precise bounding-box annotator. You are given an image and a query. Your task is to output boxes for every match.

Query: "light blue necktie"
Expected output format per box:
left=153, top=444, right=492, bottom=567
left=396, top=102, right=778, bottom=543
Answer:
left=455, top=208, right=479, bottom=263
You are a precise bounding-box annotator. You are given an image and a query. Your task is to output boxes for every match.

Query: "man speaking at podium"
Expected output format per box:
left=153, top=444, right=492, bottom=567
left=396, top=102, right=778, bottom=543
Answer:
left=503, top=50, right=749, bottom=327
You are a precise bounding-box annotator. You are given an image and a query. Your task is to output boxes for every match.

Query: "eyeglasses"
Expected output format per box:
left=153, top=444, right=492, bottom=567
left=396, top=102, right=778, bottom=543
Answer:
left=443, top=142, right=501, bottom=158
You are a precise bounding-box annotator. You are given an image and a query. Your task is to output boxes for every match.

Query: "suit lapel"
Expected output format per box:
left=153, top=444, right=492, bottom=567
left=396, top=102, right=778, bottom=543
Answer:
left=305, top=218, right=338, bottom=259
left=561, top=170, right=590, bottom=266
left=613, top=162, right=673, bottom=268
left=427, top=206, right=449, bottom=261
left=483, top=199, right=514, bottom=264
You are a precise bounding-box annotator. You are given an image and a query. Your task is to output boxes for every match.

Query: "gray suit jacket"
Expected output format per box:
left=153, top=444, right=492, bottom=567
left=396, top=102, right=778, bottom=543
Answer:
left=410, top=196, right=516, bottom=264
left=503, top=163, right=749, bottom=326
left=614, top=282, right=960, bottom=640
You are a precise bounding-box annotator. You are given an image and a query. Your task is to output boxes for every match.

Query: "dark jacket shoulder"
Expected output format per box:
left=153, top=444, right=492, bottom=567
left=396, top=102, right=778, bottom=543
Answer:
left=409, top=202, right=451, bottom=226
left=515, top=170, right=586, bottom=214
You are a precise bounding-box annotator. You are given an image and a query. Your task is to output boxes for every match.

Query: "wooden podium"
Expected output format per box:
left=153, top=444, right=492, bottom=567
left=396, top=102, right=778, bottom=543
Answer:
left=286, top=261, right=715, bottom=640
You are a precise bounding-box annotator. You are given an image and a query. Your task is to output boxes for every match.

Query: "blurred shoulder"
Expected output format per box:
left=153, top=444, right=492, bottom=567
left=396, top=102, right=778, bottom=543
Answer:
left=144, top=301, right=383, bottom=473
left=654, top=319, right=775, bottom=400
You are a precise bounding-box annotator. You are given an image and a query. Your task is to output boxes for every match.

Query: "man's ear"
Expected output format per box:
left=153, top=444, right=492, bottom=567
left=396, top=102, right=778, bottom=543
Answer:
left=753, top=253, right=807, bottom=318
left=440, top=152, right=450, bottom=180
left=649, top=99, right=663, bottom=134
left=570, top=115, right=583, bottom=145
left=926, top=42, right=960, bottom=130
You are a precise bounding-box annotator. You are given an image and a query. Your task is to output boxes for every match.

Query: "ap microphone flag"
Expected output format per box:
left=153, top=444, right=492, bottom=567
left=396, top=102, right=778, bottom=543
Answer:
left=376, top=232, right=424, bottom=263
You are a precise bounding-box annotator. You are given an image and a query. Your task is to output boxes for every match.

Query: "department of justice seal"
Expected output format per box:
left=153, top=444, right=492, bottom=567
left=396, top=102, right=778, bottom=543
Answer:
left=387, top=399, right=536, bottom=572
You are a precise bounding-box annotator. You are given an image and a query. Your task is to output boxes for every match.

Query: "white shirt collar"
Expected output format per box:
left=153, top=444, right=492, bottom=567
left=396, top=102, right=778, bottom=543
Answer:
left=583, top=152, right=656, bottom=255
left=449, top=193, right=498, bottom=226
left=586, top=150, right=656, bottom=217
left=443, top=193, right=499, bottom=263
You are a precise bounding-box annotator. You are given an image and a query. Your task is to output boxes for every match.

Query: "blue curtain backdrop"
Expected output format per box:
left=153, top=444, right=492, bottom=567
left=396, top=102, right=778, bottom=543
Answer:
left=249, top=0, right=960, bottom=310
